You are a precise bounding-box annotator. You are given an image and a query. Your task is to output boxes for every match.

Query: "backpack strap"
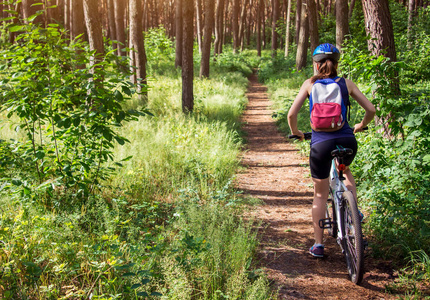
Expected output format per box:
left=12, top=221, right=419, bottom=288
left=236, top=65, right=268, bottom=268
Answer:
left=336, top=77, right=351, bottom=122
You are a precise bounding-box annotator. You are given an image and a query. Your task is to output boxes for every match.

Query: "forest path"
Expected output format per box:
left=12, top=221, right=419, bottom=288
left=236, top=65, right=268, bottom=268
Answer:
left=235, top=72, right=396, bottom=299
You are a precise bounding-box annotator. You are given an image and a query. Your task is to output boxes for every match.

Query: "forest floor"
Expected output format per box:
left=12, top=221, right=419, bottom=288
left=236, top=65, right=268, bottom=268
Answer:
left=235, top=73, right=398, bottom=300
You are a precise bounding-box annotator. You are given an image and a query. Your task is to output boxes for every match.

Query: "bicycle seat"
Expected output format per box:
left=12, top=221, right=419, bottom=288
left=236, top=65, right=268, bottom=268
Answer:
left=331, top=148, right=353, bottom=158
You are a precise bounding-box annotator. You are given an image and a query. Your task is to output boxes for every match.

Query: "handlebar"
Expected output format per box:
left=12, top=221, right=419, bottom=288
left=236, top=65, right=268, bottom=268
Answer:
left=288, top=127, right=368, bottom=140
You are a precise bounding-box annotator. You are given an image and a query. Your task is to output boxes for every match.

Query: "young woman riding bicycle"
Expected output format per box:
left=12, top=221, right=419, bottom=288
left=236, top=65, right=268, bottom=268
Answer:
left=287, top=43, right=376, bottom=258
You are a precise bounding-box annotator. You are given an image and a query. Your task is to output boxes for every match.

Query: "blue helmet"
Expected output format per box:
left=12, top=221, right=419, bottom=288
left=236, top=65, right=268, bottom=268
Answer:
left=312, top=43, right=340, bottom=63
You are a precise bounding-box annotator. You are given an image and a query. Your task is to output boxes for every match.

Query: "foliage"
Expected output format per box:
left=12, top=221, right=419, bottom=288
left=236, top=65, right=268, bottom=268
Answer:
left=0, top=23, right=147, bottom=205
left=0, top=19, right=271, bottom=297
left=144, top=27, right=178, bottom=77
left=213, top=51, right=253, bottom=77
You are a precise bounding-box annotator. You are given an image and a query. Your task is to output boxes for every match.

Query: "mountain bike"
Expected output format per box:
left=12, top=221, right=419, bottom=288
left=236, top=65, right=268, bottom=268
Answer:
left=289, top=132, right=365, bottom=284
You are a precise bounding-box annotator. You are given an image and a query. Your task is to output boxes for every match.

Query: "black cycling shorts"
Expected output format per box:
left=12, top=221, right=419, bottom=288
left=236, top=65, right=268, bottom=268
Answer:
left=309, top=137, right=358, bottom=179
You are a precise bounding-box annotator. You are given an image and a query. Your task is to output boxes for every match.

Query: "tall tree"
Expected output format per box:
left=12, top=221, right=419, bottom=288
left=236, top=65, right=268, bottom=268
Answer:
left=272, top=0, right=280, bottom=56
left=182, top=0, right=194, bottom=112
left=284, top=0, right=292, bottom=57
left=296, top=0, right=309, bottom=71
left=362, top=0, right=397, bottom=62
left=113, top=0, right=126, bottom=56
left=200, top=0, right=215, bottom=77
left=232, top=0, right=240, bottom=53
left=336, top=0, right=349, bottom=50
left=107, top=0, right=117, bottom=52
left=195, top=0, right=203, bottom=53
left=71, top=0, right=86, bottom=41
left=308, top=0, right=319, bottom=53
left=349, top=0, right=356, bottom=18
left=214, top=0, right=225, bottom=56
left=175, top=0, right=183, bottom=68
left=407, top=0, right=416, bottom=48
left=295, top=0, right=302, bottom=44
left=129, top=0, right=147, bottom=96
left=257, top=0, right=263, bottom=56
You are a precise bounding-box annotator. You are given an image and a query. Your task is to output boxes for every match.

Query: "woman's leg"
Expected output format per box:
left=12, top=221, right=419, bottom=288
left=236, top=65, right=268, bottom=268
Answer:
left=344, top=167, right=357, bottom=201
left=312, top=177, right=330, bottom=245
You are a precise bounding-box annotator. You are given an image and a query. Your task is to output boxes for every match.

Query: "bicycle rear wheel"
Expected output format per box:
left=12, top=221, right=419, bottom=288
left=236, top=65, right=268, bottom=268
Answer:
left=340, top=191, right=364, bottom=284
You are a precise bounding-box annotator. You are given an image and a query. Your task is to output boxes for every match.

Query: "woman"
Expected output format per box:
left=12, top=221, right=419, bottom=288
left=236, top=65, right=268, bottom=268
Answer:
left=287, top=43, right=376, bottom=258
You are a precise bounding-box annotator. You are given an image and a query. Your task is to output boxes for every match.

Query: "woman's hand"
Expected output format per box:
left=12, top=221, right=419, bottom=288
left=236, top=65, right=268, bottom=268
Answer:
left=291, top=130, right=305, bottom=140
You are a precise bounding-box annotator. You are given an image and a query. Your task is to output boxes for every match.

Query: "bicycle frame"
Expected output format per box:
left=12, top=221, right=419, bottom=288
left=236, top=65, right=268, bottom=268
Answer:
left=329, top=159, right=348, bottom=247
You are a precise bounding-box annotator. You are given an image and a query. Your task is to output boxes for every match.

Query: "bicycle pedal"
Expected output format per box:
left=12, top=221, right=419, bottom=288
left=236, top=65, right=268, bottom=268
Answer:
left=319, top=218, right=332, bottom=229
left=363, top=239, right=369, bottom=250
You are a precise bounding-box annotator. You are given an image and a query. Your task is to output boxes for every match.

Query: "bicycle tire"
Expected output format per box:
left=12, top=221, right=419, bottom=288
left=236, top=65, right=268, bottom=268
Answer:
left=340, top=191, right=364, bottom=284
left=326, top=196, right=337, bottom=238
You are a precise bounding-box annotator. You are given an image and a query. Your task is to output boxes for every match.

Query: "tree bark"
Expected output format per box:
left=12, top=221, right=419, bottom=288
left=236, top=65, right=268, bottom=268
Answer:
left=214, top=0, right=225, bottom=56
left=362, top=0, right=397, bottom=61
left=232, top=0, right=240, bottom=53
left=129, top=0, right=147, bottom=96
left=284, top=0, right=292, bottom=56
left=195, top=0, right=203, bottom=53
left=113, top=0, right=126, bottom=56
left=295, top=0, right=302, bottom=44
left=296, top=1, right=309, bottom=71
left=175, top=0, right=183, bottom=68
left=407, top=0, right=416, bottom=48
left=336, top=0, right=349, bottom=50
left=308, top=0, right=319, bottom=53
left=200, top=0, right=215, bottom=77
left=182, top=0, right=194, bottom=112
left=257, top=0, right=263, bottom=56
left=107, top=0, right=117, bottom=52
left=349, top=0, right=356, bottom=18
left=272, top=0, right=280, bottom=56
left=71, top=0, right=86, bottom=41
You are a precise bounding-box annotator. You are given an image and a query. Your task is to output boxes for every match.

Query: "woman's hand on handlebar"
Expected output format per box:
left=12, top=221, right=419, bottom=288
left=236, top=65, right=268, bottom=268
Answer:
left=353, top=123, right=368, bottom=133
left=289, top=130, right=304, bottom=140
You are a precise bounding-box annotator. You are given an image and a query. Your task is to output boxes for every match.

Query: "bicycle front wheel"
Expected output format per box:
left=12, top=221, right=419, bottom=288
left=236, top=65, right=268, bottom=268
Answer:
left=340, top=191, right=364, bottom=284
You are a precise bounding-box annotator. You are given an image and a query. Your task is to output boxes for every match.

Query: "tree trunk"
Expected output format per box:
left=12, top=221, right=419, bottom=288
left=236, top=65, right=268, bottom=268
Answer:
left=214, top=0, right=225, bottom=56
left=284, top=0, right=292, bottom=56
left=349, top=0, right=356, bottom=18
left=257, top=0, right=263, bottom=56
left=295, top=0, right=302, bottom=44
left=362, top=0, right=397, bottom=61
left=22, top=0, right=43, bottom=24
left=107, top=0, right=117, bottom=52
left=83, top=0, right=104, bottom=97
left=308, top=0, right=319, bottom=53
left=407, top=0, right=415, bottom=48
left=129, top=0, right=147, bottom=97
left=239, top=0, right=249, bottom=51
left=362, top=0, right=399, bottom=134
left=296, top=1, right=309, bottom=71
left=71, top=0, right=86, bottom=41
left=175, top=0, right=183, bottom=68
left=113, top=0, right=126, bottom=56
left=182, top=0, right=194, bottom=112
left=195, top=0, right=203, bottom=53
left=336, top=0, right=349, bottom=50
left=272, top=0, right=280, bottom=56
left=200, top=0, right=215, bottom=77
left=232, top=0, right=240, bottom=53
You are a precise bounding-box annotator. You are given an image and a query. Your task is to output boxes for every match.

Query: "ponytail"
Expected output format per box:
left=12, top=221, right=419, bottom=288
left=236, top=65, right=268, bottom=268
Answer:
left=311, top=59, right=338, bottom=83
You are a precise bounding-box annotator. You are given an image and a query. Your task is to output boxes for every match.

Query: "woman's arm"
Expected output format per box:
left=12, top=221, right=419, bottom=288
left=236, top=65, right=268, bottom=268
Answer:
left=346, top=79, right=376, bottom=133
left=288, top=79, right=311, bottom=138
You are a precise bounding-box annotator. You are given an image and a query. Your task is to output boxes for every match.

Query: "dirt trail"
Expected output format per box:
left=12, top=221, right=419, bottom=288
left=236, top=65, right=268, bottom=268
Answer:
left=235, top=73, right=396, bottom=300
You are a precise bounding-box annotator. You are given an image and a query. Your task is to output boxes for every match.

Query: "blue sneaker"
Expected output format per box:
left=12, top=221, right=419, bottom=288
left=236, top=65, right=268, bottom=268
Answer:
left=309, top=244, right=324, bottom=258
left=358, top=210, right=365, bottom=223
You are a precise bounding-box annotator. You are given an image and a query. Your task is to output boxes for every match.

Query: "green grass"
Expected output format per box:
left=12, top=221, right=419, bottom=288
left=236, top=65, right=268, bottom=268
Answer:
left=0, top=46, right=274, bottom=299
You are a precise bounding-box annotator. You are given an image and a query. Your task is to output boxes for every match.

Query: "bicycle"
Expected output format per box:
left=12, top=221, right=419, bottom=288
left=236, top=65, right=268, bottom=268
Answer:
left=289, top=131, right=365, bottom=284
